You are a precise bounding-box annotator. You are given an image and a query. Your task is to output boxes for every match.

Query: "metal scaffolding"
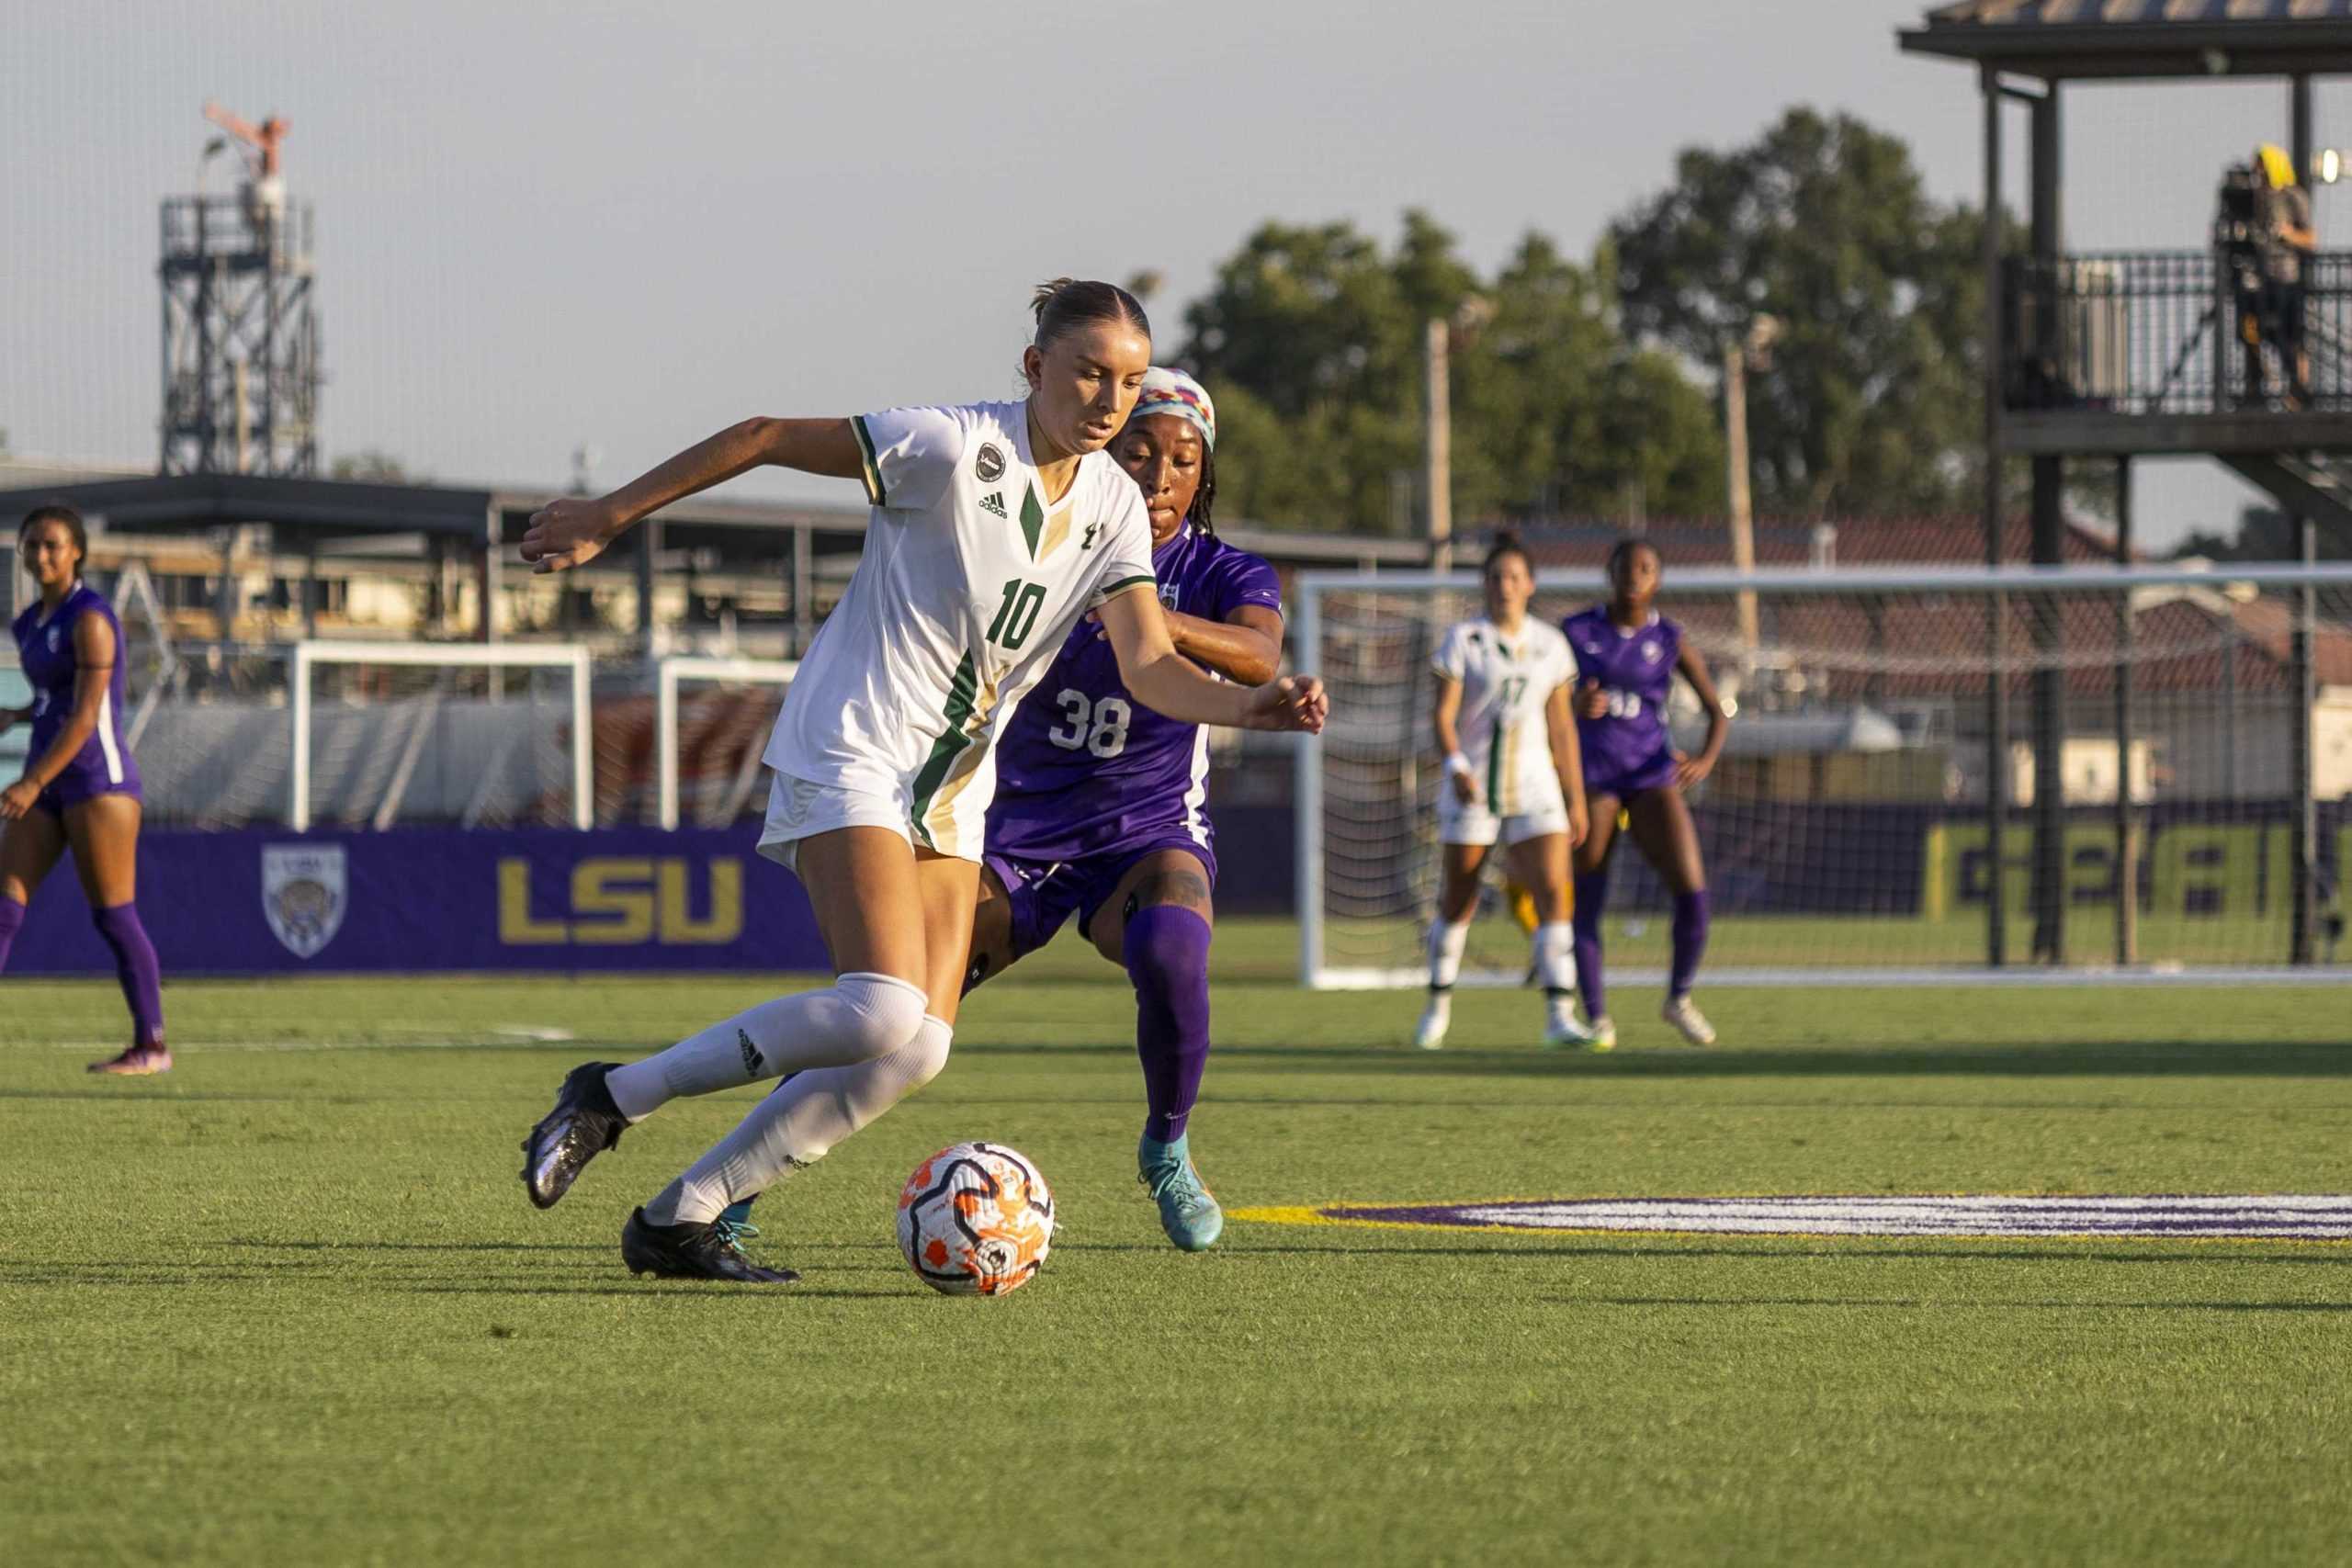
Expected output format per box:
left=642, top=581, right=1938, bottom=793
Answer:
left=158, top=194, right=321, bottom=478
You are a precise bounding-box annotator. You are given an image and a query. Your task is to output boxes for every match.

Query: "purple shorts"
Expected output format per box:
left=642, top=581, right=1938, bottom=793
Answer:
left=985, top=833, right=1218, bottom=961
left=1584, top=748, right=1679, bottom=802
left=34, top=773, right=140, bottom=817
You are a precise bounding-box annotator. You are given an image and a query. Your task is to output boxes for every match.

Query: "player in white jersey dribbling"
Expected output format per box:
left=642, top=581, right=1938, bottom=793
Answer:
left=1416, top=533, right=1594, bottom=1051
left=515, top=279, right=1327, bottom=1282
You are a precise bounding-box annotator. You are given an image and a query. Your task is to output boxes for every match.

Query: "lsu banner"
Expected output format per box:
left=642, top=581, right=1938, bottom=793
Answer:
left=6, top=827, right=831, bottom=976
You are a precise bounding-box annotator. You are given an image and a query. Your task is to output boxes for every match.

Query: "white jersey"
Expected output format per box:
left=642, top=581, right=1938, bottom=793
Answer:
left=763, top=400, right=1157, bottom=859
left=1431, top=616, right=1575, bottom=818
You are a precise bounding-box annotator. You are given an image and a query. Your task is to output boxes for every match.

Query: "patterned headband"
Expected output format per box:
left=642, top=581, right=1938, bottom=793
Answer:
left=1131, top=367, right=1216, bottom=452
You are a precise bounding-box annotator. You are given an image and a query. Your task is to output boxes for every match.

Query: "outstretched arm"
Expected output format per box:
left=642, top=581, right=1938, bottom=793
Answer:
left=1673, top=642, right=1730, bottom=788
left=1096, top=587, right=1325, bottom=734
left=205, top=101, right=259, bottom=144
left=520, top=419, right=863, bottom=574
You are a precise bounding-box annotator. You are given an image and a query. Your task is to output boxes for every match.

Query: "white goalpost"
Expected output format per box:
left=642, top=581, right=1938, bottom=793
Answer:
left=287, top=641, right=594, bottom=831
left=1295, top=561, right=2352, bottom=989
left=653, top=656, right=797, bottom=830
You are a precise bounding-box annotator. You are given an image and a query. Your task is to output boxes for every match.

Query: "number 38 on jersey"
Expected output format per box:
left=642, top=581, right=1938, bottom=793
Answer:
left=1046, top=689, right=1130, bottom=758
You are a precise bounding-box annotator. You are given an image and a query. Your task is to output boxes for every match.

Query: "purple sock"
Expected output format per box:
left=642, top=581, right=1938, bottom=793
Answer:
left=92, top=902, right=165, bottom=1048
left=0, top=897, right=23, bottom=972
left=1572, top=870, right=1609, bottom=1019
left=1670, top=890, right=1712, bottom=1001
left=1125, top=905, right=1213, bottom=1145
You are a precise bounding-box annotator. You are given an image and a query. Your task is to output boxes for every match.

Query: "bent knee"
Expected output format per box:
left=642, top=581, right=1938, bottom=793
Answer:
left=901, top=1016, right=954, bottom=1092
left=1122, top=904, right=1213, bottom=998
left=834, top=971, right=931, bottom=1059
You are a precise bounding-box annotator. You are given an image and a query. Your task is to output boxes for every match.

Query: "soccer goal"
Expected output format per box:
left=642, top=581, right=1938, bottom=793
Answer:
left=288, top=642, right=594, bottom=830
left=122, top=640, right=594, bottom=830
left=1295, top=562, right=2352, bottom=988
left=652, top=656, right=797, bottom=830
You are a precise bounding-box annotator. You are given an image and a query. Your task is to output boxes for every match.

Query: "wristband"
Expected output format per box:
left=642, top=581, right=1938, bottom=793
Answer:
left=1443, top=752, right=1472, bottom=778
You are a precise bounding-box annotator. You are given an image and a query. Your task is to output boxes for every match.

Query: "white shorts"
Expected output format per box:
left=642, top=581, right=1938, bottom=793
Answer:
left=1437, top=781, right=1570, bottom=849
left=757, top=773, right=924, bottom=875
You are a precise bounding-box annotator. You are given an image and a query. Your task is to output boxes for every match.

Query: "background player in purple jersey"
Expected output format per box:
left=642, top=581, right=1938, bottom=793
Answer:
left=1562, top=537, right=1729, bottom=1048
left=969, top=367, right=1281, bottom=1251
left=1, top=506, right=169, bottom=1075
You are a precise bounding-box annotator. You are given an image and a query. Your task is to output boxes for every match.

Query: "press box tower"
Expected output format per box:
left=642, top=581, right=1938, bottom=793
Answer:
left=158, top=116, right=321, bottom=476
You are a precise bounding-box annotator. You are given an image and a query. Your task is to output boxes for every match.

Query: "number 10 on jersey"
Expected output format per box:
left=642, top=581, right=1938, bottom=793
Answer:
left=989, top=578, right=1047, bottom=650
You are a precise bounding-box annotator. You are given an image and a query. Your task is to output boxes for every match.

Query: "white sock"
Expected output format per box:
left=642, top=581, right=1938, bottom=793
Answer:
left=605, top=972, right=928, bottom=1122
left=1427, top=919, right=1471, bottom=991
left=1534, top=921, right=1576, bottom=1021
left=647, top=1014, right=956, bottom=1226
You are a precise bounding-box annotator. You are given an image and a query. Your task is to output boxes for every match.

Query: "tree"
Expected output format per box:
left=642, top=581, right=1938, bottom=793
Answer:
left=1182, top=213, right=1722, bottom=534
left=330, top=450, right=421, bottom=483
left=1612, top=107, right=2004, bottom=516
left=1455, top=234, right=1723, bottom=524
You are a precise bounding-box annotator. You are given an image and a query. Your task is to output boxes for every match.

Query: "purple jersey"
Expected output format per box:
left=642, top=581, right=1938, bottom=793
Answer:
left=1562, top=604, right=1680, bottom=785
left=11, top=581, right=140, bottom=804
left=988, top=524, right=1283, bottom=864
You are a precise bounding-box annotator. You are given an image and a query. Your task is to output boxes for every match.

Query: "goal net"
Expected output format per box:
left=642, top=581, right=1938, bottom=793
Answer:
left=1296, top=563, right=2352, bottom=987
left=122, top=640, right=593, bottom=830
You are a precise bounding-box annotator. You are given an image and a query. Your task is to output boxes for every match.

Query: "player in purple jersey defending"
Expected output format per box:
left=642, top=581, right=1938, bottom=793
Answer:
left=971, top=367, right=1279, bottom=1250
left=1, top=506, right=169, bottom=1075
left=1562, top=538, right=1729, bottom=1048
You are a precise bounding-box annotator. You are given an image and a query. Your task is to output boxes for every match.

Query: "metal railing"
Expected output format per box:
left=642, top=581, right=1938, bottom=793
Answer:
left=158, top=194, right=312, bottom=271
left=2004, top=250, right=2352, bottom=415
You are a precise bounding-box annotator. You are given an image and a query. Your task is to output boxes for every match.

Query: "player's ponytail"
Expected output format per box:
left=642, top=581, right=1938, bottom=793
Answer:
left=1031, top=278, right=1151, bottom=353
left=17, top=503, right=88, bottom=576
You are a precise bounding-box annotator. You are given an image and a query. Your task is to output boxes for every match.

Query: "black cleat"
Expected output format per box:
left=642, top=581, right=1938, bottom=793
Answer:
left=519, top=1062, right=628, bottom=1210
left=620, top=1207, right=799, bottom=1283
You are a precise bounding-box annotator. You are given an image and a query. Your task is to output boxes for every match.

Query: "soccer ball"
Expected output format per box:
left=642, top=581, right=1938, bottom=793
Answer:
left=897, top=1142, right=1055, bottom=1297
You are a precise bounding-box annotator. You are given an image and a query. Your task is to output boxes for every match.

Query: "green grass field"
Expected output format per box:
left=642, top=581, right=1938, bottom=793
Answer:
left=5, top=937, right=2350, bottom=1564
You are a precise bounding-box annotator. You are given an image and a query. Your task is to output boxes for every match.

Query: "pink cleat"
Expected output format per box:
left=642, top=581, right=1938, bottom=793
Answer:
left=88, top=1045, right=173, bottom=1076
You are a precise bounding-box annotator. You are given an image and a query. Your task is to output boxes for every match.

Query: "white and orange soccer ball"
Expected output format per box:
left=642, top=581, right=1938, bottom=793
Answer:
left=896, top=1142, right=1056, bottom=1297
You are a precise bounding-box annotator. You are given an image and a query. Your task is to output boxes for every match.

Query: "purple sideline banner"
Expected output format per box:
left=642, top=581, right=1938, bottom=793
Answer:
left=7, top=827, right=832, bottom=976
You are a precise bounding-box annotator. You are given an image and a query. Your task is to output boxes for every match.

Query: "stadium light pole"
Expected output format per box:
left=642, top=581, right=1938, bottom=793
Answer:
left=1425, top=318, right=1452, bottom=571
left=1424, top=297, right=1492, bottom=572
left=1723, top=315, right=1781, bottom=664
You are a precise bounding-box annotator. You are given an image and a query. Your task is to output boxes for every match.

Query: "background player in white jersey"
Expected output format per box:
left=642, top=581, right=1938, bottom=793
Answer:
left=1415, top=534, right=1593, bottom=1051
left=515, top=280, right=1327, bottom=1282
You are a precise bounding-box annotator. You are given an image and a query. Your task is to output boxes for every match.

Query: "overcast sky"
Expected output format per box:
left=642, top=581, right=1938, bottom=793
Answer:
left=5, top=1, right=2344, bottom=547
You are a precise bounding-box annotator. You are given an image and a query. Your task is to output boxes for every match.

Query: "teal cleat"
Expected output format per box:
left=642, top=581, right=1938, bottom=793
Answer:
left=1138, top=1133, right=1224, bottom=1252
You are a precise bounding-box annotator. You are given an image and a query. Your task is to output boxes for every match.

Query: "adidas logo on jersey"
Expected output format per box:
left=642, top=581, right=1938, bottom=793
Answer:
left=979, top=491, right=1008, bottom=518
